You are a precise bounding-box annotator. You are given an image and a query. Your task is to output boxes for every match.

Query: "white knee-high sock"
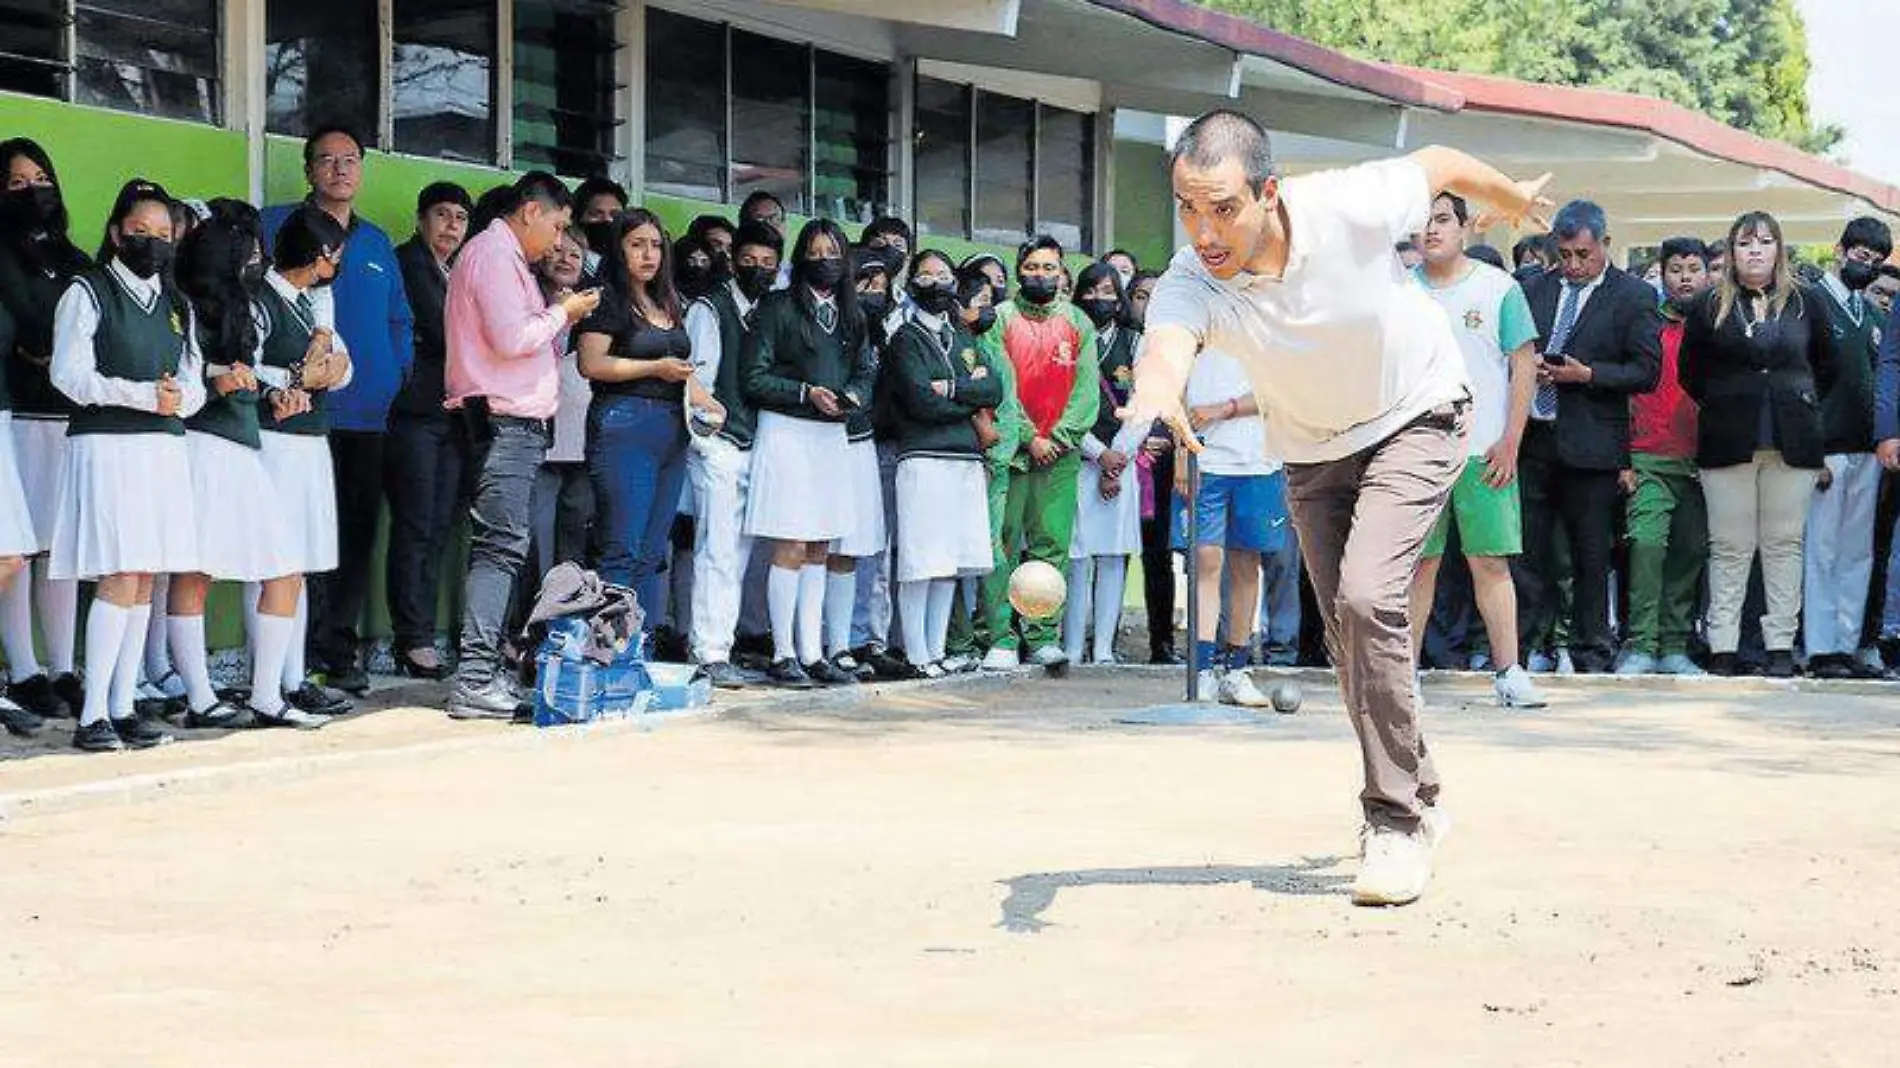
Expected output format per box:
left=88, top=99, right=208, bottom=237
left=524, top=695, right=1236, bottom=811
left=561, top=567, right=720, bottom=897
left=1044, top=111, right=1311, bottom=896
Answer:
left=167, top=614, right=217, bottom=714
left=797, top=564, right=826, bottom=665
left=250, top=613, right=293, bottom=716
left=282, top=587, right=308, bottom=690
left=111, top=603, right=150, bottom=721
left=143, top=575, right=172, bottom=684
left=898, top=579, right=933, bottom=667
left=823, top=568, right=856, bottom=657
left=78, top=601, right=130, bottom=725
left=767, top=566, right=801, bottom=663
left=926, top=578, right=957, bottom=663
left=1063, top=558, right=1092, bottom=664
left=34, top=568, right=76, bottom=675
left=1093, top=556, right=1128, bottom=664
left=1, top=571, right=42, bottom=681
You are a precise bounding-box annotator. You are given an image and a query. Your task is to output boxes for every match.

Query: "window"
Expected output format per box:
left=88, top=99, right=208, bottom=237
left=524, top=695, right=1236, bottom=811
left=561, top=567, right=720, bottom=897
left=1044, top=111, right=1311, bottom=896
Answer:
left=730, top=30, right=809, bottom=215
left=973, top=91, right=1033, bottom=247
left=0, top=0, right=219, bottom=123
left=813, top=51, right=891, bottom=225
left=644, top=10, right=892, bottom=217
left=645, top=8, right=726, bottom=203
left=391, top=0, right=495, bottom=163
left=513, top=0, right=620, bottom=177
left=266, top=0, right=380, bottom=143
left=912, top=76, right=969, bottom=241
left=1036, top=105, right=1094, bottom=252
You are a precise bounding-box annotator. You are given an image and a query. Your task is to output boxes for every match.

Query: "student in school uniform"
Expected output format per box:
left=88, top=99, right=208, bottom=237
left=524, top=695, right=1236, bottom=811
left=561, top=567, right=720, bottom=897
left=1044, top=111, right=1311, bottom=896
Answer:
left=48, top=179, right=205, bottom=751
left=819, top=249, right=892, bottom=680
left=682, top=221, right=780, bottom=688
left=578, top=209, right=723, bottom=636
left=1064, top=261, right=1142, bottom=664
left=166, top=201, right=313, bottom=730
left=741, top=218, right=876, bottom=688
left=939, top=263, right=1016, bottom=672
left=572, top=176, right=628, bottom=289
left=252, top=208, right=358, bottom=724
left=882, top=250, right=1006, bottom=676
left=0, top=138, right=91, bottom=721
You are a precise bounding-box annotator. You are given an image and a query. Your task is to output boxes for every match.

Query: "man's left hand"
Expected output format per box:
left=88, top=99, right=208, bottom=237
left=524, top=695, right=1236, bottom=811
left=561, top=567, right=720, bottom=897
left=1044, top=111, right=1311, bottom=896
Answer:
left=1539, top=359, right=1593, bottom=386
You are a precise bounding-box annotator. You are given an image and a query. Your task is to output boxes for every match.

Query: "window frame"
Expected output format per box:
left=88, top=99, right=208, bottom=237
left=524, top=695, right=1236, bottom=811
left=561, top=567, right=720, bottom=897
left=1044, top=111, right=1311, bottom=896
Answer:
left=0, top=0, right=223, bottom=125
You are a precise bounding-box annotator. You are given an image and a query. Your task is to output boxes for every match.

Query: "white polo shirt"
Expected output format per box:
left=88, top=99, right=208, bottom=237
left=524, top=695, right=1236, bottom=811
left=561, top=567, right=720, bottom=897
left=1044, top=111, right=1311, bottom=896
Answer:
left=1146, top=158, right=1470, bottom=465
left=1185, top=348, right=1279, bottom=477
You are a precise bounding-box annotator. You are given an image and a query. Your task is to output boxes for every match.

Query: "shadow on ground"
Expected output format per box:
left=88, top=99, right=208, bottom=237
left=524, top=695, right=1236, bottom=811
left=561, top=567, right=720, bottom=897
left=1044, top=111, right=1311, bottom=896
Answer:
left=995, top=855, right=1353, bottom=933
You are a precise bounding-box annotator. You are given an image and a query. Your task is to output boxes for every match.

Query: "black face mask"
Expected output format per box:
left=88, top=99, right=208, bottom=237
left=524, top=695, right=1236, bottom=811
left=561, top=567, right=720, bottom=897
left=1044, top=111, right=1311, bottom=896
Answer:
left=676, top=261, right=715, bottom=298
left=2, top=184, right=61, bottom=232
left=1018, top=274, right=1058, bottom=305
left=581, top=221, right=615, bottom=260
left=806, top=256, right=845, bottom=292
left=1841, top=261, right=1878, bottom=292
left=1078, top=296, right=1120, bottom=327
left=968, top=306, right=998, bottom=336
left=907, top=280, right=961, bottom=317
left=735, top=264, right=775, bottom=302
left=116, top=235, right=173, bottom=280
left=990, top=283, right=1007, bottom=308
left=241, top=260, right=267, bottom=290
left=857, top=291, right=889, bottom=321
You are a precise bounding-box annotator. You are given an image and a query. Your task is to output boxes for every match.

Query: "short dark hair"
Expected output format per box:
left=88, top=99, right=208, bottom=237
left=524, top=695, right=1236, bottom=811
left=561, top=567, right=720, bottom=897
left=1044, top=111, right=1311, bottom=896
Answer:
left=416, top=181, right=472, bottom=217
left=97, top=177, right=174, bottom=265
left=740, top=190, right=786, bottom=219
left=1466, top=244, right=1505, bottom=270
left=1394, top=239, right=1418, bottom=255
left=1434, top=191, right=1469, bottom=226
left=302, top=125, right=365, bottom=166
left=1840, top=216, right=1894, bottom=259
left=1552, top=200, right=1608, bottom=243
left=1169, top=109, right=1277, bottom=191
left=1706, top=238, right=1729, bottom=257
left=1104, top=248, right=1137, bottom=268
left=274, top=206, right=348, bottom=271
left=1511, top=234, right=1553, bottom=268
left=1659, top=236, right=1710, bottom=270
left=511, top=171, right=573, bottom=214
left=864, top=215, right=912, bottom=248
left=688, top=214, right=736, bottom=242
left=1880, top=263, right=1900, bottom=281
left=573, top=175, right=629, bottom=212
left=1016, top=233, right=1064, bottom=268
left=731, top=220, right=782, bottom=259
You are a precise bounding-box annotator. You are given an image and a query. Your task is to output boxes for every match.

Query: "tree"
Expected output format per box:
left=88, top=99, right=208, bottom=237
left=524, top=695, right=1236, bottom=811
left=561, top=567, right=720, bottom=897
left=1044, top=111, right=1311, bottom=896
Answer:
left=1214, top=0, right=1842, bottom=154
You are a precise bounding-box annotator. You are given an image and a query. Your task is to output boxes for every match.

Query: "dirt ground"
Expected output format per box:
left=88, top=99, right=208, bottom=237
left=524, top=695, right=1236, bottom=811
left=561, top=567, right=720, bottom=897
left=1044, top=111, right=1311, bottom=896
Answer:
left=2, top=667, right=1897, bottom=1066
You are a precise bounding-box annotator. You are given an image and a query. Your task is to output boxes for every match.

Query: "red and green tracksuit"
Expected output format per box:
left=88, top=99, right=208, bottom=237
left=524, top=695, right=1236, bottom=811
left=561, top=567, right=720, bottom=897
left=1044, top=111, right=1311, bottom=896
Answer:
left=1624, top=316, right=1706, bottom=659
left=975, top=298, right=1099, bottom=653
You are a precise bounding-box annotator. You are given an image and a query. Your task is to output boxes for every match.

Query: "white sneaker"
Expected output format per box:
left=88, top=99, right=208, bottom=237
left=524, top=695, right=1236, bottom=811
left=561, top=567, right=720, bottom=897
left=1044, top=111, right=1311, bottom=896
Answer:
left=1855, top=646, right=1886, bottom=675
left=1030, top=645, right=1069, bottom=668
left=1353, top=824, right=1433, bottom=906
left=1493, top=664, right=1547, bottom=709
left=1218, top=668, right=1271, bottom=707
left=1526, top=651, right=1556, bottom=674
left=940, top=654, right=975, bottom=674
left=1555, top=647, right=1576, bottom=676
left=1193, top=668, right=1223, bottom=702
left=980, top=647, right=1020, bottom=671
left=1656, top=653, right=1704, bottom=676
left=920, top=662, right=947, bottom=679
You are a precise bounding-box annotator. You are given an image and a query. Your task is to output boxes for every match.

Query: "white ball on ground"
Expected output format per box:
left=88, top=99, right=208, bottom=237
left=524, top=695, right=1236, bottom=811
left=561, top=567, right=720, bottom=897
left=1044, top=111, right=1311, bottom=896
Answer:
left=1007, top=560, right=1067, bottom=620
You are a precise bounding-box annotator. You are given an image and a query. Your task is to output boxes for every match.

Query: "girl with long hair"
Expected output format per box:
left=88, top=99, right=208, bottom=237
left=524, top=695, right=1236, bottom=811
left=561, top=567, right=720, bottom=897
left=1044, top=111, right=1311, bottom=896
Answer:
left=1064, top=259, right=1142, bottom=664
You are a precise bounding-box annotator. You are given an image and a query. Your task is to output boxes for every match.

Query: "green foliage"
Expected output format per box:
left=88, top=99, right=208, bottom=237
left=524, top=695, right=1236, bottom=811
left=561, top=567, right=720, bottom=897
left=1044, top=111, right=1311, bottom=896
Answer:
left=1214, top=0, right=1841, bottom=153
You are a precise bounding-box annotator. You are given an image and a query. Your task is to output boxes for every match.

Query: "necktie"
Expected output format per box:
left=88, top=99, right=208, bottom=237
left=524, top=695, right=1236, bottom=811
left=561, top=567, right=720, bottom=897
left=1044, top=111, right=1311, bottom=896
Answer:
left=939, top=323, right=954, bottom=351
left=1534, top=282, right=1581, bottom=421
left=294, top=291, right=315, bottom=324
left=816, top=300, right=836, bottom=333
left=1851, top=291, right=1865, bottom=322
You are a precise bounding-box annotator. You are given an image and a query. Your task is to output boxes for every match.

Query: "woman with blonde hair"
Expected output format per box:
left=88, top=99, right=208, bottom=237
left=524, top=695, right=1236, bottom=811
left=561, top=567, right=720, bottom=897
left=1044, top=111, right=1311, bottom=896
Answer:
left=1679, top=210, right=1836, bottom=677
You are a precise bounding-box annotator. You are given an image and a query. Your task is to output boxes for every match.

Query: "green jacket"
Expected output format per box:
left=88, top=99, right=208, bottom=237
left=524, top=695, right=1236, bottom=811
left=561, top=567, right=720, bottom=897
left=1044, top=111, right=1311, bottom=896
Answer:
left=740, top=289, right=877, bottom=424
left=976, top=298, right=1099, bottom=473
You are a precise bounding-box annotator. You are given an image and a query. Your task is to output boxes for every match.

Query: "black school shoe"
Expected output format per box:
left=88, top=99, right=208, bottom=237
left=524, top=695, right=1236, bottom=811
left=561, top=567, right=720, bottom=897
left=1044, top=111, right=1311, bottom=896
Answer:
left=1765, top=650, right=1797, bottom=679
left=1708, top=653, right=1739, bottom=677
left=72, top=719, right=123, bottom=752
left=248, top=703, right=329, bottom=730
left=110, top=716, right=173, bottom=750
left=6, top=673, right=63, bottom=719
left=766, top=658, right=816, bottom=689
left=804, top=658, right=858, bottom=686
left=322, top=661, right=371, bottom=696
left=287, top=681, right=352, bottom=717
left=0, top=697, right=42, bottom=737
left=52, top=673, right=86, bottom=717
left=701, top=662, right=756, bottom=690
left=184, top=701, right=246, bottom=730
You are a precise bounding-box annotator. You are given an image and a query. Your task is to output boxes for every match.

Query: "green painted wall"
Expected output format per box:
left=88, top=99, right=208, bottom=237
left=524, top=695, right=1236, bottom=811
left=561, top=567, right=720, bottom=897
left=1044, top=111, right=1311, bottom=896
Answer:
left=1112, top=138, right=1173, bottom=270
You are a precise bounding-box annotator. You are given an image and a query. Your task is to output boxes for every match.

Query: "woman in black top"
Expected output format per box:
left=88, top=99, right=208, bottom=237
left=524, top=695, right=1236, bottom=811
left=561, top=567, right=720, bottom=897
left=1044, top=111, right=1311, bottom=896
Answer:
left=579, top=208, right=722, bottom=638
left=1679, top=210, right=1836, bottom=677
left=741, top=219, right=876, bottom=688
left=0, top=138, right=92, bottom=720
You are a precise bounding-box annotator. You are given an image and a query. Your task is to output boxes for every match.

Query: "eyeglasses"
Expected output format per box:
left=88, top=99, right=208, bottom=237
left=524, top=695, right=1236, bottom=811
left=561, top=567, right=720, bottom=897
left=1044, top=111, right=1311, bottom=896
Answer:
left=313, top=154, right=363, bottom=174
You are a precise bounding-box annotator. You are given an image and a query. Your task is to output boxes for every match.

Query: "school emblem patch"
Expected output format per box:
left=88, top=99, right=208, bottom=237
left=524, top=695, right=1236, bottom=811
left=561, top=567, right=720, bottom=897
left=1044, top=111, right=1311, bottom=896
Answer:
left=170, top=308, right=185, bottom=336
left=961, top=347, right=978, bottom=370
left=1112, top=365, right=1133, bottom=388
left=1463, top=309, right=1484, bottom=331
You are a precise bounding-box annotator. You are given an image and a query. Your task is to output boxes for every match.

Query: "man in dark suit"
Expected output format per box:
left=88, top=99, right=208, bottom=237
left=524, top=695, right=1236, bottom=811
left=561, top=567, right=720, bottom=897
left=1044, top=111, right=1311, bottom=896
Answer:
left=1517, top=200, right=1663, bottom=673
left=383, top=181, right=472, bottom=680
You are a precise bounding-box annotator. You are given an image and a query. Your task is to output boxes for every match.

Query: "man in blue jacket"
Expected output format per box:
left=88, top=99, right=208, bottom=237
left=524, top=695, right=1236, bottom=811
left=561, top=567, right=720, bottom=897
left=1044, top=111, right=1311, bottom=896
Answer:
left=263, top=125, right=416, bottom=696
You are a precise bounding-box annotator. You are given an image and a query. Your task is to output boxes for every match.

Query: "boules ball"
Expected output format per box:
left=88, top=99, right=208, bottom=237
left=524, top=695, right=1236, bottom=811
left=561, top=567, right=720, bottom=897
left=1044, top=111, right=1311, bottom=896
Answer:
left=1007, top=560, right=1068, bottom=620
left=1269, top=681, right=1303, bottom=714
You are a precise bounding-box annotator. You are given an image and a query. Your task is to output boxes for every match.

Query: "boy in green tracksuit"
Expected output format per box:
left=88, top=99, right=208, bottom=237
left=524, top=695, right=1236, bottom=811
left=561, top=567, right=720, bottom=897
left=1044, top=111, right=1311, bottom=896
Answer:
left=976, top=236, right=1098, bottom=668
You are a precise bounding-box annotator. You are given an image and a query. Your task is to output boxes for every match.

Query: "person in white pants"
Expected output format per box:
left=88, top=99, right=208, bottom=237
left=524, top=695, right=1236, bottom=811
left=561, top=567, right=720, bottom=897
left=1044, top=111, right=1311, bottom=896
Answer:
left=683, top=221, right=780, bottom=689
left=1065, top=261, right=1142, bottom=664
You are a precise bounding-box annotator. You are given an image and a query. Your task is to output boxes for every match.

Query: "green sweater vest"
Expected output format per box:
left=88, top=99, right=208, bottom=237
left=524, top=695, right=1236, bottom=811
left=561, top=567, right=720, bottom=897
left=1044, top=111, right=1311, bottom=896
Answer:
left=66, top=268, right=187, bottom=437
left=254, top=284, right=329, bottom=437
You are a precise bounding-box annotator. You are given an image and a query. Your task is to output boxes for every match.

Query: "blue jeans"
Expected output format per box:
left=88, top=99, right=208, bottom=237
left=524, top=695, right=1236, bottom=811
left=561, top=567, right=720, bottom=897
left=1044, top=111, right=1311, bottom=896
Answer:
left=588, top=395, right=689, bottom=628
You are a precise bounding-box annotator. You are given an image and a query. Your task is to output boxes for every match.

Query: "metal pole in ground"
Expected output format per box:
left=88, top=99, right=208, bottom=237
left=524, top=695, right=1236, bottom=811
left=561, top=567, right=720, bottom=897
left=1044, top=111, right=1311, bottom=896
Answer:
left=1184, top=445, right=1201, bottom=702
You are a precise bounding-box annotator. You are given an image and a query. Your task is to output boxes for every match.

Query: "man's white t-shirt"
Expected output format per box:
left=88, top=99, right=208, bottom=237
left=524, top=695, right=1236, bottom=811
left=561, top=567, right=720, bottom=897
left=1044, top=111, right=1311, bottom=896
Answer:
left=1146, top=158, right=1471, bottom=465
left=1415, top=259, right=1538, bottom=456
left=1185, top=348, right=1280, bottom=477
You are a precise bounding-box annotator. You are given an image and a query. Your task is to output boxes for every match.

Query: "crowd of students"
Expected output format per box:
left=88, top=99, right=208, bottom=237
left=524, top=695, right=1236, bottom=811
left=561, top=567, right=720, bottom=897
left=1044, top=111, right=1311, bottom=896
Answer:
left=4, top=121, right=1900, bottom=747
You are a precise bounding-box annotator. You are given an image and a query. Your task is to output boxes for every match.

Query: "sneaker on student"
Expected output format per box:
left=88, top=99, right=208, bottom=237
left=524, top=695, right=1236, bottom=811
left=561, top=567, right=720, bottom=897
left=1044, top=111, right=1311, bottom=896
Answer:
left=1352, top=824, right=1433, bottom=907
left=1526, top=650, right=1556, bottom=674
left=980, top=647, right=1021, bottom=671
left=249, top=703, right=330, bottom=730
left=1613, top=650, right=1657, bottom=676
left=919, top=662, right=947, bottom=680
left=939, top=654, right=977, bottom=674
left=1656, top=653, right=1705, bottom=676
left=1193, top=668, right=1223, bottom=703
left=1554, top=648, right=1576, bottom=676
left=1494, top=665, right=1547, bottom=708
left=72, top=718, right=123, bottom=753
left=1030, top=645, right=1069, bottom=669
left=1466, top=652, right=1493, bottom=673
left=1218, top=668, right=1271, bottom=707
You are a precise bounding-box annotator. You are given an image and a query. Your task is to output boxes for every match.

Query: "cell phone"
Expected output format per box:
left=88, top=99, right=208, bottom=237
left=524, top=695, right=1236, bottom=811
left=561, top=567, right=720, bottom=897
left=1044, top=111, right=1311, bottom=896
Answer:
left=1542, top=352, right=1569, bottom=366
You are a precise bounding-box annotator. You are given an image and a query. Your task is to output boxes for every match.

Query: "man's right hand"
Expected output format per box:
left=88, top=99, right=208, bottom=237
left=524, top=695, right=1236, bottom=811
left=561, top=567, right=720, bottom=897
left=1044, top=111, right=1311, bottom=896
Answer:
left=561, top=288, right=602, bottom=323
left=1879, top=439, right=1900, bottom=472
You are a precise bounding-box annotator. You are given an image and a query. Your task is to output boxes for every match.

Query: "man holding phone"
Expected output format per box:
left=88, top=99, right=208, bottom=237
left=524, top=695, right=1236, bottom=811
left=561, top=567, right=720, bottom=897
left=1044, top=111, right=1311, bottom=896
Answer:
left=1516, top=200, right=1664, bottom=674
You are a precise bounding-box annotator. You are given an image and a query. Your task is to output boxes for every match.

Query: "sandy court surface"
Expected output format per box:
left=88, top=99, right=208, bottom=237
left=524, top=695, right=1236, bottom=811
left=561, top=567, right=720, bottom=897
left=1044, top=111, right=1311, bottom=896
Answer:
left=1, top=668, right=1897, bottom=1066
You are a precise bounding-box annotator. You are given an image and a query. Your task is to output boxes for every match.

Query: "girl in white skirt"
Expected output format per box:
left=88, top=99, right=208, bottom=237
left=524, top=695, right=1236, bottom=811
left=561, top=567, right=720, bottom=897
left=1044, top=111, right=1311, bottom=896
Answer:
left=250, top=208, right=354, bottom=727
left=820, top=248, right=893, bottom=679
left=48, top=179, right=204, bottom=751
left=166, top=202, right=317, bottom=731
left=1064, top=261, right=1143, bottom=664
left=741, top=219, right=875, bottom=688
left=880, top=251, right=1005, bottom=676
left=0, top=137, right=92, bottom=721
left=0, top=354, right=40, bottom=734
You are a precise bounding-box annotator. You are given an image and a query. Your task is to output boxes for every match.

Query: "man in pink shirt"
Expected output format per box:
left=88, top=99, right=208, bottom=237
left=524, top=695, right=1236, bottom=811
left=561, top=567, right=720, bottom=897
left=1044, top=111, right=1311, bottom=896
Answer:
left=445, top=171, right=599, bottom=719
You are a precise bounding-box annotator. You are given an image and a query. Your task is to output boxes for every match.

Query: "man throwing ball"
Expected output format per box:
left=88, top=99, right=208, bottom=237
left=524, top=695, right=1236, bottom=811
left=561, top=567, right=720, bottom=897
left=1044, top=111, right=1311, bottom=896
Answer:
left=1121, top=110, right=1551, bottom=906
